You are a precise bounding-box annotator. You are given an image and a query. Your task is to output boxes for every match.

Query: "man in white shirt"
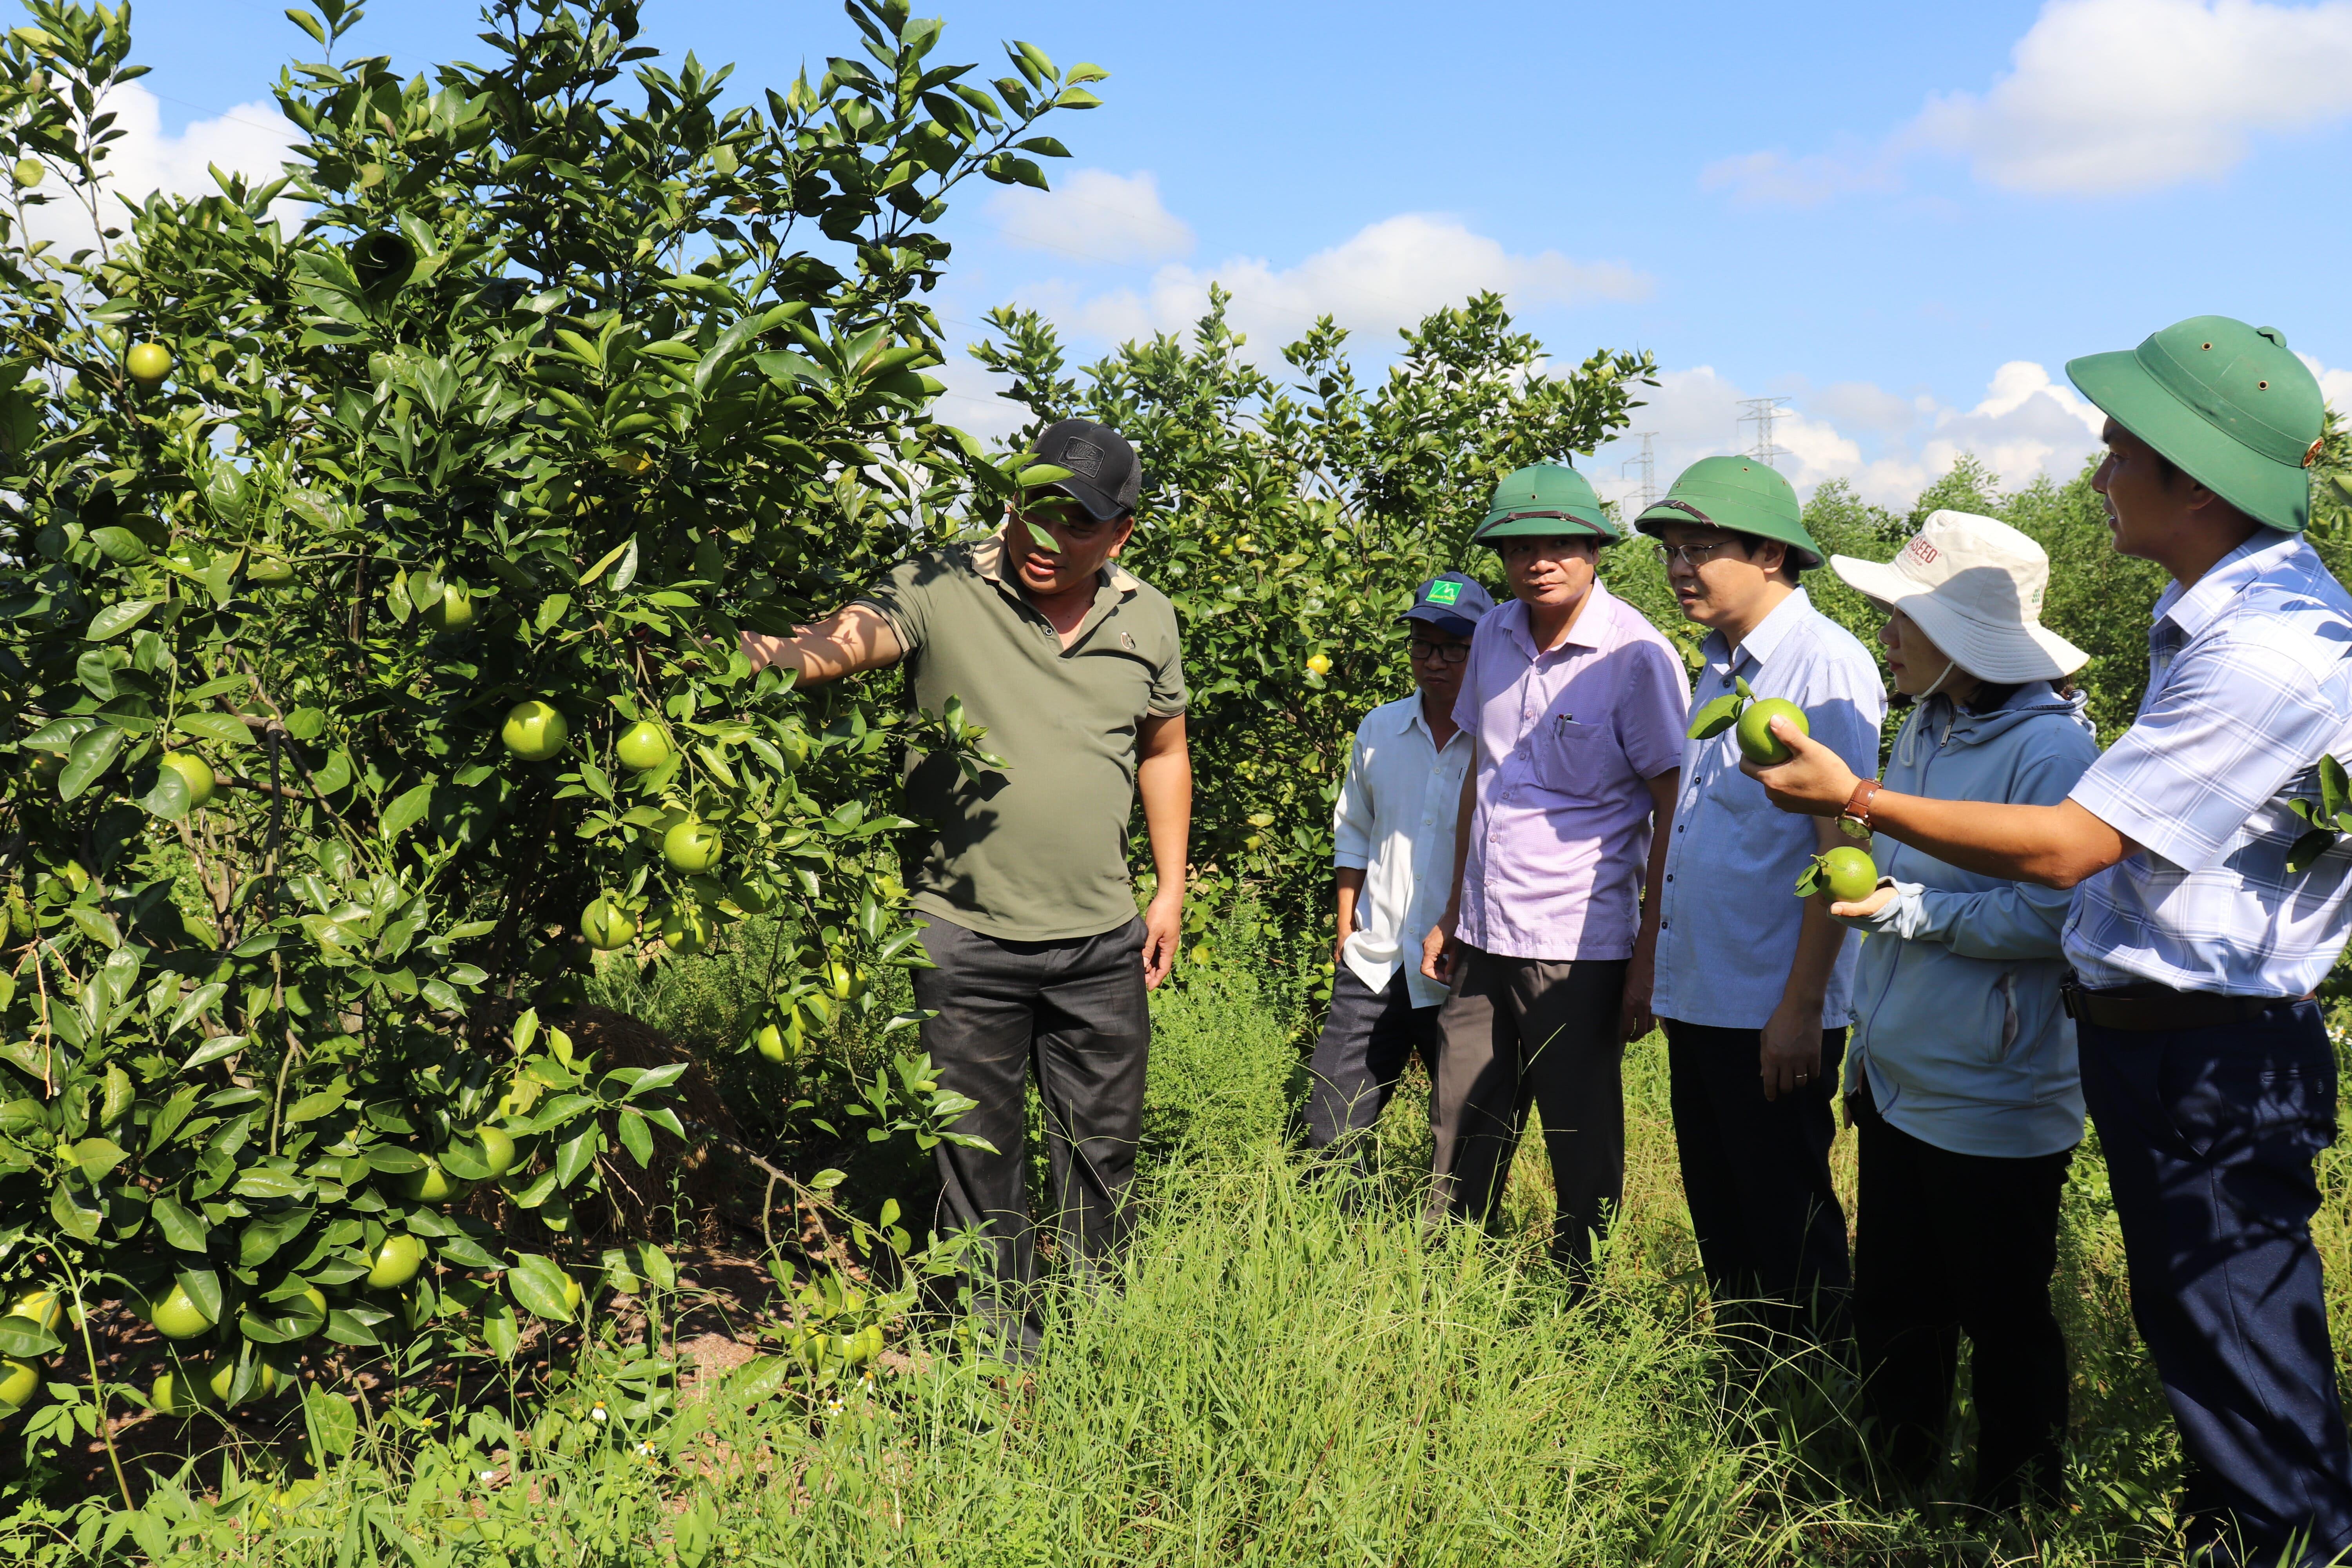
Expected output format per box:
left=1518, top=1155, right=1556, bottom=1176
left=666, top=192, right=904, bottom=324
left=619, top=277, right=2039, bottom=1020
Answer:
left=1305, top=573, right=1495, bottom=1191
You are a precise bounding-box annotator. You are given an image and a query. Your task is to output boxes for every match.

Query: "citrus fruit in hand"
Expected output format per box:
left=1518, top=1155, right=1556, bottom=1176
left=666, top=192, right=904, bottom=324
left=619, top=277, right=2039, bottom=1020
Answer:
left=159, top=751, right=215, bottom=810
left=125, top=342, right=172, bottom=385
left=501, top=700, right=569, bottom=761
left=367, top=1234, right=424, bottom=1289
left=615, top=720, right=670, bottom=771
left=1817, top=846, right=1880, bottom=903
left=422, top=582, right=473, bottom=632
left=581, top=897, right=635, bottom=951
left=1735, top=697, right=1808, bottom=764
left=658, top=900, right=711, bottom=955
left=662, top=817, right=721, bottom=874
left=147, top=1282, right=215, bottom=1340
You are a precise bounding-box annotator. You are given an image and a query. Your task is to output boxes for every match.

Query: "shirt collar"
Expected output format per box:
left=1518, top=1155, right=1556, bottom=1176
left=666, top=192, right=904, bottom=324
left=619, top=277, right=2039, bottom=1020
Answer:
left=1501, top=579, right=1617, bottom=659
left=1397, top=694, right=1462, bottom=746
left=1704, top=584, right=1813, bottom=673
left=2152, top=528, right=2303, bottom=641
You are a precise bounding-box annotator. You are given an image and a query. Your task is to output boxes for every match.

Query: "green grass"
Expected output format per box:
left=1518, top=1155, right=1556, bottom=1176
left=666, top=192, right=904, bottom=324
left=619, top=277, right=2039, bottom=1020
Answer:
left=40, top=921, right=2352, bottom=1565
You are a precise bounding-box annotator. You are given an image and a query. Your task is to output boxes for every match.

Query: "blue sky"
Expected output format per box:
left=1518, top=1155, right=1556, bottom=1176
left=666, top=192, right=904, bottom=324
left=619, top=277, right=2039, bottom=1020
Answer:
left=109, top=0, right=2352, bottom=506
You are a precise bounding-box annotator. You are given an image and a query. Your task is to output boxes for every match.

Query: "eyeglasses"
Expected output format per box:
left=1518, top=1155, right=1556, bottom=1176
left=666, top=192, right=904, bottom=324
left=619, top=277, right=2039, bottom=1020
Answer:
left=1652, top=540, right=1740, bottom=570
left=1408, top=639, right=1471, bottom=665
left=1014, top=494, right=1093, bottom=529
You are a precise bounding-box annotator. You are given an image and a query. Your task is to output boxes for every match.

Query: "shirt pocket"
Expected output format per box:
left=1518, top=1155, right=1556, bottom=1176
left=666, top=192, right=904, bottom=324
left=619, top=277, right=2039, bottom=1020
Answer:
left=1528, top=717, right=1613, bottom=796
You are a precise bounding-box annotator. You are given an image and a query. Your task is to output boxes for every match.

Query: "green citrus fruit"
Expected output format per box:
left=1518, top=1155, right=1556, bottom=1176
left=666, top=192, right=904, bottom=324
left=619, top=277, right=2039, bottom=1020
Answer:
left=661, top=817, right=721, bottom=874
left=1817, top=846, right=1880, bottom=904
left=245, top=552, right=294, bottom=585
left=581, top=897, right=635, bottom=951
left=657, top=900, right=711, bottom=955
left=395, top=1160, right=472, bottom=1205
left=423, top=583, right=473, bottom=632
left=1735, top=697, right=1809, bottom=765
left=205, top=1356, right=278, bottom=1406
left=7, top=1289, right=62, bottom=1334
left=125, top=342, right=172, bottom=385
left=475, top=1126, right=518, bottom=1178
left=150, top=1368, right=203, bottom=1416
left=562, top=1272, right=584, bottom=1315
left=147, top=1282, right=215, bottom=1340
left=501, top=700, right=569, bottom=762
left=159, top=751, right=215, bottom=811
left=367, top=1234, right=424, bottom=1289
left=615, top=720, right=671, bottom=771
left=755, top=1024, right=788, bottom=1065
left=10, top=159, right=41, bottom=189
left=0, top=1358, right=38, bottom=1411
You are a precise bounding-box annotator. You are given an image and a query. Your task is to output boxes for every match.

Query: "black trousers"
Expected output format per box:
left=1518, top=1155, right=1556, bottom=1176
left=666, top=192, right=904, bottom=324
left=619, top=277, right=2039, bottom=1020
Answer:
left=1664, top=1018, right=1851, bottom=1355
left=1849, top=1089, right=2073, bottom=1508
left=911, top=915, right=1150, bottom=1361
left=1303, top=967, right=1439, bottom=1183
left=2078, top=1001, right=2352, bottom=1567
left=1425, top=949, right=1628, bottom=1275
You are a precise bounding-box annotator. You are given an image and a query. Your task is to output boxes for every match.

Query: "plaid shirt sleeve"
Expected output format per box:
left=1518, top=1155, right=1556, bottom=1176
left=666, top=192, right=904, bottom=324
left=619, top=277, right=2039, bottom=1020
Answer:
left=2071, top=621, right=2346, bottom=873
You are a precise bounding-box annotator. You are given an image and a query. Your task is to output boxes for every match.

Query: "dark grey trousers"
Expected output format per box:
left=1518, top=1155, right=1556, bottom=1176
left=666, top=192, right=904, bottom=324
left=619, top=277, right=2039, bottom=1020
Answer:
left=912, top=915, right=1150, bottom=1360
left=1303, top=967, right=1440, bottom=1184
left=1424, top=947, right=1628, bottom=1275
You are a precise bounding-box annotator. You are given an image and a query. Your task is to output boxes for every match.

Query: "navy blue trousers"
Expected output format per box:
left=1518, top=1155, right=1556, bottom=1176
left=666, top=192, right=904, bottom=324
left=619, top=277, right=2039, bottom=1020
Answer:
left=2078, top=1000, right=2352, bottom=1566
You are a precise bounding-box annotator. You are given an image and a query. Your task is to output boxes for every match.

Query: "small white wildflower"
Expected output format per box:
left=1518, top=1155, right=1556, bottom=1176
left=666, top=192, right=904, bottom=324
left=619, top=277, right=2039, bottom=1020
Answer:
left=479, top=1470, right=497, bottom=1483
left=590, top=1402, right=607, bottom=1423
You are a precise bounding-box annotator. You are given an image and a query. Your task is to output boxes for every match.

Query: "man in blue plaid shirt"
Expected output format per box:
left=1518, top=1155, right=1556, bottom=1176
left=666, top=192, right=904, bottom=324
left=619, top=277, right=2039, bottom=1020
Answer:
left=1743, top=316, right=2352, bottom=1565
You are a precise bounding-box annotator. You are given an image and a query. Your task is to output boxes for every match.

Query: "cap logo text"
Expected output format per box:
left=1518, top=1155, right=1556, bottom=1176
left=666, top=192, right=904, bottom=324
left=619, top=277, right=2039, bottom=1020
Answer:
left=1426, top=580, right=1463, bottom=605
left=1059, top=438, right=1104, bottom=478
left=1903, top=537, right=1940, bottom=566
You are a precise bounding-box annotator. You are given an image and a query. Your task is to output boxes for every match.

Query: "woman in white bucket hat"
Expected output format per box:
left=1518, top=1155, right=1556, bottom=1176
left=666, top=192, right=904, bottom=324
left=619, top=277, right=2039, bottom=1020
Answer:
left=1825, top=510, right=2100, bottom=1510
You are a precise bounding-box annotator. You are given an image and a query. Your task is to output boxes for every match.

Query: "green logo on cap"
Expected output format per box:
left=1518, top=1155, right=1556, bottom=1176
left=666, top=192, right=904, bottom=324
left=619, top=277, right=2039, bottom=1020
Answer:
left=1425, top=580, right=1463, bottom=606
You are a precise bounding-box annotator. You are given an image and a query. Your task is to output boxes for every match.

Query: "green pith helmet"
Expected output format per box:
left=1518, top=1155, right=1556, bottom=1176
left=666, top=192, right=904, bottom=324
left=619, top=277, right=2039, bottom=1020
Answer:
left=1472, top=463, right=1616, bottom=544
left=2066, top=316, right=2324, bottom=534
left=1633, top=455, right=1824, bottom=571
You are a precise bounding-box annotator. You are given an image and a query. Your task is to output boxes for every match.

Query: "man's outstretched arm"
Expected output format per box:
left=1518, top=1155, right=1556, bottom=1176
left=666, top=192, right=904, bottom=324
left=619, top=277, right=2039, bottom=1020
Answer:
left=1744, top=713, right=2134, bottom=889
left=738, top=604, right=904, bottom=686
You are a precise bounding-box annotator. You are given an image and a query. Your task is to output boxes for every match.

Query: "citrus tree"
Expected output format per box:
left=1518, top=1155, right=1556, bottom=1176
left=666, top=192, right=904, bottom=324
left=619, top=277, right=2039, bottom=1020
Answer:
left=0, top=0, right=1099, bottom=1475
left=974, top=290, right=1656, bottom=969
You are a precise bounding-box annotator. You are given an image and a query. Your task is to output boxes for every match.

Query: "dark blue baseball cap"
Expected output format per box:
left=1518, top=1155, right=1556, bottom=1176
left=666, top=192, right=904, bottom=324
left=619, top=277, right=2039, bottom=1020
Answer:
left=1399, top=573, right=1494, bottom=637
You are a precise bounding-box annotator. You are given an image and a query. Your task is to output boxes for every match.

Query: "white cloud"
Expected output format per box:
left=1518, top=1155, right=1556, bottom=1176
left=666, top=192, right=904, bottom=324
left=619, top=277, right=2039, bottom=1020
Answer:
left=1708, top=0, right=2352, bottom=204
left=1026, top=212, right=1651, bottom=352
left=987, top=167, right=1195, bottom=265
left=16, top=82, right=298, bottom=256
left=2301, top=350, right=2352, bottom=412
left=1593, top=359, right=2110, bottom=512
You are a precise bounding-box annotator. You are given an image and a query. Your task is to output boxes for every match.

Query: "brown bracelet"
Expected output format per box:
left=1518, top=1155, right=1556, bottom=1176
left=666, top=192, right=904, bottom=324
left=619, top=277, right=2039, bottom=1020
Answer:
left=1837, top=779, right=1881, bottom=841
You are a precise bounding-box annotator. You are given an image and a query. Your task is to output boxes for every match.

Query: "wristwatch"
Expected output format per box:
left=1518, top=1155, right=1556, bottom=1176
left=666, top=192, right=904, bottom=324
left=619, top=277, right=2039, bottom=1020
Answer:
left=1837, top=779, right=1881, bottom=840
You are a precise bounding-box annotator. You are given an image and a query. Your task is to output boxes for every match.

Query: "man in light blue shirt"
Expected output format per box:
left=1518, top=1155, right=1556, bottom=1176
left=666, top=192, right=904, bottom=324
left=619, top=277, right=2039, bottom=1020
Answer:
left=1746, top=317, right=2352, bottom=1565
left=1635, top=456, right=1886, bottom=1358
left=1304, top=573, right=1492, bottom=1189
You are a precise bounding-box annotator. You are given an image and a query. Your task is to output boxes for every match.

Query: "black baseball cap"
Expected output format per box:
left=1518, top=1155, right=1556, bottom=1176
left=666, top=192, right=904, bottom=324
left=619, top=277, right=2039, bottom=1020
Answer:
left=1029, top=419, right=1142, bottom=521
left=1399, top=573, right=1495, bottom=637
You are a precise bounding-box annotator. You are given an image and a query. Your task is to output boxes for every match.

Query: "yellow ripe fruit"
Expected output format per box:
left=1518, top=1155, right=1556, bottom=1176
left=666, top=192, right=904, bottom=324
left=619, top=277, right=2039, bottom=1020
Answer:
left=1305, top=653, right=1332, bottom=677
left=661, top=817, right=721, bottom=875
left=125, top=342, right=172, bottom=385
left=423, top=583, right=474, bottom=632
left=367, top=1234, right=423, bottom=1289
left=6, top=1289, right=63, bottom=1334
left=475, top=1126, right=518, bottom=1178
left=608, top=450, right=655, bottom=478
left=0, top=1359, right=38, bottom=1410
left=581, top=897, right=635, bottom=951
left=159, top=751, right=215, bottom=811
left=501, top=700, right=569, bottom=762
left=147, top=1282, right=215, bottom=1340
left=614, top=720, right=670, bottom=771
left=562, top=1272, right=584, bottom=1315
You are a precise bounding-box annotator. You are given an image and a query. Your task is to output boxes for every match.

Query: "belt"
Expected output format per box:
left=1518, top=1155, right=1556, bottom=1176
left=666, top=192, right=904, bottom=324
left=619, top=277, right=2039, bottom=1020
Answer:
left=2059, top=978, right=2311, bottom=1032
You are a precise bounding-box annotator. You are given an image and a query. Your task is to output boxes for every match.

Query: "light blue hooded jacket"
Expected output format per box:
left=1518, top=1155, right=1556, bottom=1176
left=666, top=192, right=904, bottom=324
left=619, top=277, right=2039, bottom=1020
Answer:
left=1838, top=682, right=2101, bottom=1159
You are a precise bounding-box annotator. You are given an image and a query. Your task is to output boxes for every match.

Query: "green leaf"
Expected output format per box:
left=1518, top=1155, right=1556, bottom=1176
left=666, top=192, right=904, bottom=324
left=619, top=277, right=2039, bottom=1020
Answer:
left=58, top=724, right=125, bottom=800
left=152, top=1194, right=211, bottom=1252
left=380, top=781, right=435, bottom=841
left=579, top=539, right=631, bottom=585
left=1733, top=675, right=1755, bottom=701
left=303, top=1386, right=358, bottom=1461
left=2323, top=753, right=2349, bottom=824
left=1685, top=693, right=1742, bottom=741
left=2287, top=828, right=2340, bottom=875
left=70, top=1138, right=127, bottom=1181
left=506, top=1253, right=577, bottom=1322
left=0, top=1318, right=61, bottom=1359
left=176, top=712, right=256, bottom=747
left=84, top=599, right=157, bottom=641
left=616, top=1109, right=653, bottom=1167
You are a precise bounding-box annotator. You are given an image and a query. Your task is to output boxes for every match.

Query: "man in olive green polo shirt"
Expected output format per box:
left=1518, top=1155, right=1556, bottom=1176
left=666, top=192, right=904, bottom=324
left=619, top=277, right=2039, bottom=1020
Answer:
left=737, top=420, right=1191, bottom=1360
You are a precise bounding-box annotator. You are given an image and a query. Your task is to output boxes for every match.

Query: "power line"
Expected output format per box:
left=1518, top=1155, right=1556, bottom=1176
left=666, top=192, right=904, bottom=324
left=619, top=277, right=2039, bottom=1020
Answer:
left=1617, top=431, right=1657, bottom=512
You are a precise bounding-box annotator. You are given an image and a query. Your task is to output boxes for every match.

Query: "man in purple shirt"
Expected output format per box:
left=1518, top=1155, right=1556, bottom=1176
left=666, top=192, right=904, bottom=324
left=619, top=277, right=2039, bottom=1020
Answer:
left=1420, top=464, right=1690, bottom=1283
